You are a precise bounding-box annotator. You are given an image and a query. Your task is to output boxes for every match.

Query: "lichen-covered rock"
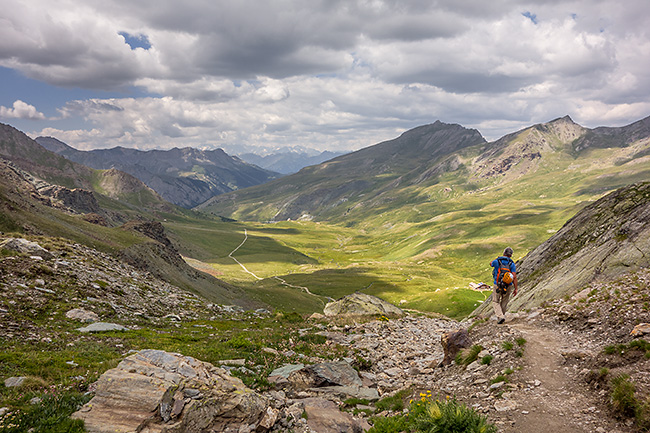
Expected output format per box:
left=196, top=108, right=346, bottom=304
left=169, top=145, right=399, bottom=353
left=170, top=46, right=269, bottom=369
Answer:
left=65, top=308, right=100, bottom=323
left=0, top=238, right=52, bottom=259
left=72, top=349, right=269, bottom=433
left=288, top=361, right=363, bottom=389
left=323, top=292, right=403, bottom=317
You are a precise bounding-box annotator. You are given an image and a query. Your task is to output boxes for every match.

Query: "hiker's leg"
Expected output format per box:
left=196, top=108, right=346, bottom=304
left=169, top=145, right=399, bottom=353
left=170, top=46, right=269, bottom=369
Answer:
left=500, top=287, right=512, bottom=318
left=492, top=284, right=505, bottom=319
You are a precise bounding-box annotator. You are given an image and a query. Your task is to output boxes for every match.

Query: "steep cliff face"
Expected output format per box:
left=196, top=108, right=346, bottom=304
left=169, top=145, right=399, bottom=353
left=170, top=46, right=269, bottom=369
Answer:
left=472, top=116, right=587, bottom=180
left=472, top=182, right=650, bottom=316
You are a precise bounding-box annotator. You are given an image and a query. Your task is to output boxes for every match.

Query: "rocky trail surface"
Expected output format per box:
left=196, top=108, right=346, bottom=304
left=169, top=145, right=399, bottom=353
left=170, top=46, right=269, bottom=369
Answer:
left=500, top=321, right=613, bottom=432
left=319, top=311, right=635, bottom=433
left=2, top=236, right=650, bottom=432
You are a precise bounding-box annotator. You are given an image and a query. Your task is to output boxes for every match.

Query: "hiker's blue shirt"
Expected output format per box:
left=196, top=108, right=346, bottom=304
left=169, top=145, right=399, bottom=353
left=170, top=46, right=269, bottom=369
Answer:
left=490, top=256, right=516, bottom=284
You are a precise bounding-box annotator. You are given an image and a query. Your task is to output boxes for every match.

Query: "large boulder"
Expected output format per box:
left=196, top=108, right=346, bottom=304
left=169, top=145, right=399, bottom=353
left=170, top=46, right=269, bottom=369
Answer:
left=302, top=398, right=371, bottom=433
left=288, top=361, right=363, bottom=389
left=72, top=349, right=269, bottom=433
left=0, top=238, right=52, bottom=259
left=323, top=292, right=403, bottom=317
left=440, top=328, right=472, bottom=366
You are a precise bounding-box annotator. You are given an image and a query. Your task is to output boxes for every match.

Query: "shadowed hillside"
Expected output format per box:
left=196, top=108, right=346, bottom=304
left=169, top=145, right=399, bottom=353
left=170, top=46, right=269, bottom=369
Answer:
left=38, top=136, right=280, bottom=208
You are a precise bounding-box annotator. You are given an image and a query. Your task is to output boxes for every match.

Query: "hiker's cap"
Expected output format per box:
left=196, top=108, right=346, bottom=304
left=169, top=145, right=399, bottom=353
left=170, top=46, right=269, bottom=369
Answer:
left=504, top=247, right=513, bottom=256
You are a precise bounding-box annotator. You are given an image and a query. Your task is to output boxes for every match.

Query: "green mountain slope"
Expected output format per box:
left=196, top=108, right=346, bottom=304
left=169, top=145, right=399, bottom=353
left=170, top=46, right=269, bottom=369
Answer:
left=0, top=123, right=256, bottom=307
left=472, top=181, right=650, bottom=317
left=197, top=121, right=487, bottom=222
left=185, top=115, right=650, bottom=317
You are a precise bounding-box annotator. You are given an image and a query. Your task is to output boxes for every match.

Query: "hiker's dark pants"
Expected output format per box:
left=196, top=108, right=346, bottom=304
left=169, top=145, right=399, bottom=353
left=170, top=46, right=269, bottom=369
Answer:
left=492, top=284, right=512, bottom=320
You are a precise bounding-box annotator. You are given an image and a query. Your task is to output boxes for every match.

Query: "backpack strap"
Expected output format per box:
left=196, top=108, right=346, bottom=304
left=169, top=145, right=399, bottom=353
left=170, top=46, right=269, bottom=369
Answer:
left=497, top=257, right=512, bottom=269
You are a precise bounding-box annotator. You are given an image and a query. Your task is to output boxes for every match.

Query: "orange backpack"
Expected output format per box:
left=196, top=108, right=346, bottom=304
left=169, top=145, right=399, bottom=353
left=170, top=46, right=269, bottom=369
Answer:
left=496, top=257, right=514, bottom=294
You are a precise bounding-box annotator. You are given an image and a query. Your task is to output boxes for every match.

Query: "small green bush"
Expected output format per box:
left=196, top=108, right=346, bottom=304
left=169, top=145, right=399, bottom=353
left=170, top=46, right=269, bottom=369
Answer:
left=369, top=395, right=497, bottom=433
left=457, top=345, right=483, bottom=366
left=480, top=355, right=493, bottom=365
left=226, top=334, right=255, bottom=349
left=374, top=390, right=409, bottom=413
left=491, top=375, right=507, bottom=384
left=501, top=341, right=514, bottom=351
left=610, top=374, right=637, bottom=418
left=413, top=398, right=497, bottom=433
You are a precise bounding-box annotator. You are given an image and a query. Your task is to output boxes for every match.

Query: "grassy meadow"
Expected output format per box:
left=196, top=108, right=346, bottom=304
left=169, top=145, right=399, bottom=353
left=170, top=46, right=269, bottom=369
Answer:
left=168, top=142, right=650, bottom=320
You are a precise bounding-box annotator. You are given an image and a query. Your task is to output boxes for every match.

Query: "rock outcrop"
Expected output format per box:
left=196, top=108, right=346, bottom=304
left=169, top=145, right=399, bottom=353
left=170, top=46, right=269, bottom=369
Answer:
left=0, top=237, right=53, bottom=259
left=440, top=328, right=472, bottom=366
left=37, top=184, right=100, bottom=214
left=323, top=292, right=404, bottom=317
left=73, top=349, right=269, bottom=433
left=472, top=181, right=650, bottom=317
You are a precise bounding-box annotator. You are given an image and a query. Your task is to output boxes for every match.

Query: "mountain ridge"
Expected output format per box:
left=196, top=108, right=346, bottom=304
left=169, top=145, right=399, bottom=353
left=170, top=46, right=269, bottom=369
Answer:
left=197, top=120, right=488, bottom=221
left=37, top=137, right=280, bottom=208
left=199, top=115, right=650, bottom=224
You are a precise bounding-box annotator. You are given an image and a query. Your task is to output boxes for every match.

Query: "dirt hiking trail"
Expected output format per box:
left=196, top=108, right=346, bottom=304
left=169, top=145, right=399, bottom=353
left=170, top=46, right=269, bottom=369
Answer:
left=497, top=321, right=622, bottom=433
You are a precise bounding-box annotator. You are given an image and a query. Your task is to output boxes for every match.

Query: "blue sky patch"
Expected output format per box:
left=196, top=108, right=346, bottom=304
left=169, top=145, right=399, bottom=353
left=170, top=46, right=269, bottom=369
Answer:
left=522, top=11, right=538, bottom=24
left=119, top=32, right=152, bottom=50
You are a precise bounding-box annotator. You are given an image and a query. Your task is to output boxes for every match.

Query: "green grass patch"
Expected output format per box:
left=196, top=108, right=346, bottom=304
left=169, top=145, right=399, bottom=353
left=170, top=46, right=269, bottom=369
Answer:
left=455, top=345, right=483, bottom=367
left=368, top=395, right=496, bottom=433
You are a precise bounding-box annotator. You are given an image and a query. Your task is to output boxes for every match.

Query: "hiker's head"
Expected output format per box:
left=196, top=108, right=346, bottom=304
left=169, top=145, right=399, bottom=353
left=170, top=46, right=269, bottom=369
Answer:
left=503, top=247, right=513, bottom=257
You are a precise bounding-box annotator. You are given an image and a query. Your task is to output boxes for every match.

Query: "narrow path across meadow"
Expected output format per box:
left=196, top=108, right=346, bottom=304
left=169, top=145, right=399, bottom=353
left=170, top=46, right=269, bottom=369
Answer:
left=228, top=229, right=329, bottom=304
left=228, top=229, right=263, bottom=280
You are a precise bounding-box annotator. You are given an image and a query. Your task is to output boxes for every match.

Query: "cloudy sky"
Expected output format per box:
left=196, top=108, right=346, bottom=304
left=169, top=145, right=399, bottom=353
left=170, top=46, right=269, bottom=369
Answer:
left=1, top=0, right=649, bottom=153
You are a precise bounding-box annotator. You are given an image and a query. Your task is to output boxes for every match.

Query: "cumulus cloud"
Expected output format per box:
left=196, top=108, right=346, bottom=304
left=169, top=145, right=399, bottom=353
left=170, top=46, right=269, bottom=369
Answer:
left=0, top=100, right=46, bottom=120
left=1, top=0, right=648, bottom=150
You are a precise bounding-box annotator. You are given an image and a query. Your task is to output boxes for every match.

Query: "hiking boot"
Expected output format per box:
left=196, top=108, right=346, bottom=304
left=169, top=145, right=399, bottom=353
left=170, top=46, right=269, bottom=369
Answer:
left=497, top=318, right=505, bottom=324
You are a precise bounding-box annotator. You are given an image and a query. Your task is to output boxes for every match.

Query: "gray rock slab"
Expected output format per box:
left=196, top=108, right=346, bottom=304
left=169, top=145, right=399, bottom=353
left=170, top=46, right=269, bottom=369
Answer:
left=4, top=377, right=27, bottom=387
left=77, top=322, right=129, bottom=333
left=314, top=385, right=380, bottom=401
left=269, top=364, right=305, bottom=379
left=324, top=292, right=403, bottom=317
left=289, top=361, right=362, bottom=389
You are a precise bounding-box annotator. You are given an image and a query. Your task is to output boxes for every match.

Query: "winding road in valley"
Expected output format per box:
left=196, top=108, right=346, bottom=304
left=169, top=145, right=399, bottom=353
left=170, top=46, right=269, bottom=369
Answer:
left=229, top=229, right=329, bottom=304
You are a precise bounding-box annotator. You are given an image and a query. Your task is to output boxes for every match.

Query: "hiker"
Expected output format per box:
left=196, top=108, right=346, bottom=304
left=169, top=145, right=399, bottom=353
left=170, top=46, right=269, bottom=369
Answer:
left=490, top=247, right=518, bottom=324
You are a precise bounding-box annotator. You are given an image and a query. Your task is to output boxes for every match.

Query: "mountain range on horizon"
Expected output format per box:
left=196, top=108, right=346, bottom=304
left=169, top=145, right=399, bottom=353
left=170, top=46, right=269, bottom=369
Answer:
left=36, top=137, right=280, bottom=209
left=237, top=149, right=346, bottom=174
